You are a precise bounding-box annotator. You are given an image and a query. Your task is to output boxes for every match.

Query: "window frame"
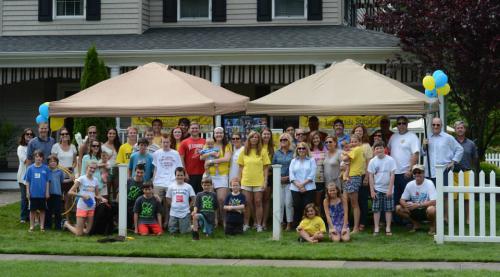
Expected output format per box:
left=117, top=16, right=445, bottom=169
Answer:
left=53, top=0, right=86, bottom=19
left=177, top=0, right=212, bottom=21
left=272, top=0, right=307, bottom=19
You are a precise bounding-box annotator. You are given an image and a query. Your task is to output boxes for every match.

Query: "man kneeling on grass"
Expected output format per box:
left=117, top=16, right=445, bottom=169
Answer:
left=134, top=182, right=162, bottom=236
left=395, top=164, right=437, bottom=235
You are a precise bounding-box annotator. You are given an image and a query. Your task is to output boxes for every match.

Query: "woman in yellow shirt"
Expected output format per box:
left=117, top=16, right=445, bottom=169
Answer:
left=237, top=131, right=270, bottom=232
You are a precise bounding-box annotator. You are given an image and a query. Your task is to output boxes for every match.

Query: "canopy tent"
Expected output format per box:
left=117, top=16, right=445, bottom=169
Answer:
left=49, top=62, right=249, bottom=117
left=246, top=59, right=438, bottom=116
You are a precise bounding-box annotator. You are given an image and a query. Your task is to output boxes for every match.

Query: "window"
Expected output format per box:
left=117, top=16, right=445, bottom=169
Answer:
left=273, top=0, right=306, bottom=18
left=178, top=0, right=211, bottom=20
left=54, top=0, right=85, bottom=18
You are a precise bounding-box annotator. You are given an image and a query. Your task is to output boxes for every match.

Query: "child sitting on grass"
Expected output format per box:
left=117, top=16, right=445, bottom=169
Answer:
left=323, top=183, right=350, bottom=242
left=297, top=203, right=326, bottom=243
left=223, top=179, right=246, bottom=235
left=24, top=150, right=50, bottom=232
left=200, top=138, right=220, bottom=176
left=192, top=176, right=218, bottom=240
left=45, top=155, right=64, bottom=230
left=134, top=182, right=162, bottom=236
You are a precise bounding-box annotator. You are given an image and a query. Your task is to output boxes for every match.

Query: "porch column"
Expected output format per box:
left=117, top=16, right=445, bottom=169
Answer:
left=210, top=64, right=222, bottom=127
left=315, top=63, right=326, bottom=72
left=110, top=65, right=121, bottom=130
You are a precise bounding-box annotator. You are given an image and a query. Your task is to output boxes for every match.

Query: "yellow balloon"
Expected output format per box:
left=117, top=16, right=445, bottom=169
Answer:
left=422, top=76, right=436, bottom=90
left=436, top=83, right=451, bottom=96
left=50, top=117, right=65, bottom=130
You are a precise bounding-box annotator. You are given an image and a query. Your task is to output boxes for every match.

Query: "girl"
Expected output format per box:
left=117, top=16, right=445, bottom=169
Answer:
left=272, top=133, right=294, bottom=231
left=17, top=128, right=33, bottom=223
left=101, top=128, right=121, bottom=199
left=261, top=128, right=274, bottom=230
left=323, top=136, right=342, bottom=189
left=323, top=183, right=350, bottom=242
left=309, top=131, right=326, bottom=209
left=169, top=126, right=183, bottom=151
left=81, top=141, right=105, bottom=196
left=342, top=134, right=365, bottom=233
left=297, top=203, right=325, bottom=243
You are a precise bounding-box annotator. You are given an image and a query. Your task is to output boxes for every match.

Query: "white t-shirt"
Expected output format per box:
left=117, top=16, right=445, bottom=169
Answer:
left=229, top=146, right=243, bottom=182
left=166, top=182, right=195, bottom=218
left=401, top=179, right=437, bottom=203
left=17, top=145, right=28, bottom=184
left=367, top=155, right=397, bottom=193
left=152, top=149, right=183, bottom=187
left=101, top=144, right=117, bottom=167
left=388, top=131, right=420, bottom=174
left=76, top=175, right=98, bottom=210
left=51, top=143, right=77, bottom=168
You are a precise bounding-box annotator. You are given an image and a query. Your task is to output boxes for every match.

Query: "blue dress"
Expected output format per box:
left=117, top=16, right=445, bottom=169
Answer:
left=328, top=200, right=346, bottom=233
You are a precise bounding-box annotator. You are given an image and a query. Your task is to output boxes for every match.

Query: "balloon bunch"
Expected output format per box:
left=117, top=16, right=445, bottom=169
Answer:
left=422, top=70, right=451, bottom=98
left=36, top=102, right=50, bottom=124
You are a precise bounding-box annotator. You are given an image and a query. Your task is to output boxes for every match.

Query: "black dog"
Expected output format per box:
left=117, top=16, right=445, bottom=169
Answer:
left=89, top=201, right=118, bottom=235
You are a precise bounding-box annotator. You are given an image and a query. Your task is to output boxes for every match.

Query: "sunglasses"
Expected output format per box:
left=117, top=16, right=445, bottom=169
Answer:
left=413, top=171, right=423, bottom=174
left=280, top=139, right=289, bottom=142
left=397, top=122, right=407, bottom=125
left=88, top=131, right=97, bottom=134
left=325, top=141, right=334, bottom=144
left=231, top=137, right=240, bottom=140
left=297, top=147, right=306, bottom=150
left=373, top=134, right=382, bottom=137
left=25, top=133, right=34, bottom=136
left=92, top=144, right=100, bottom=147
left=432, top=124, right=441, bottom=126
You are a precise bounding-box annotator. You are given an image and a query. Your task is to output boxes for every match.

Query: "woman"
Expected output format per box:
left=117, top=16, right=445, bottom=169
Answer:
left=101, top=128, right=121, bottom=199
left=371, top=130, right=389, bottom=155
left=17, top=128, right=33, bottom=223
left=351, top=124, right=373, bottom=232
left=309, top=131, right=326, bottom=209
left=289, top=142, right=317, bottom=227
left=323, top=136, right=342, bottom=189
left=272, top=133, right=294, bottom=231
left=201, top=127, right=232, bottom=225
left=237, top=131, right=270, bottom=232
left=169, top=126, right=183, bottom=151
left=77, top=126, right=98, bottom=176
left=261, top=128, right=274, bottom=230
left=81, top=141, right=105, bottom=196
left=228, top=132, right=243, bottom=183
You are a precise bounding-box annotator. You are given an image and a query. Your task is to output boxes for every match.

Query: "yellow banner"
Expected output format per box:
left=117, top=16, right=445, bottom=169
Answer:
left=132, top=116, right=213, bottom=133
left=299, top=116, right=383, bottom=134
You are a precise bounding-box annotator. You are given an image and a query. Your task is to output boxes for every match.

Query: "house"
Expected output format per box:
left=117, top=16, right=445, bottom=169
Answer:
left=0, top=0, right=419, bottom=169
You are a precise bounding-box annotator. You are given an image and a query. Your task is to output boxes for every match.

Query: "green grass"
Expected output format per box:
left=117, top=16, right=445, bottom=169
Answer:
left=0, top=261, right=495, bottom=277
left=1, top=202, right=499, bottom=262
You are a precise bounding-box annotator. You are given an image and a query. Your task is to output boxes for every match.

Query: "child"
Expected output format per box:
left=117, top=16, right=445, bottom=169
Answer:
left=166, top=167, right=196, bottom=234
left=340, top=141, right=351, bottom=182
left=99, top=150, right=111, bottom=197
left=323, top=183, right=350, bottom=242
left=45, top=155, right=65, bottom=230
left=200, top=138, right=220, bottom=176
left=223, top=179, right=246, bottom=235
left=133, top=182, right=163, bottom=236
left=126, top=164, right=145, bottom=229
left=192, top=176, right=218, bottom=240
left=368, top=141, right=397, bottom=236
left=128, top=138, right=154, bottom=182
left=297, top=203, right=326, bottom=243
left=24, top=150, right=50, bottom=232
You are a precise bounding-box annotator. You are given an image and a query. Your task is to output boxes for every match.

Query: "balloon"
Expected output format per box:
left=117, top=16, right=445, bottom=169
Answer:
left=50, top=117, right=65, bottom=131
left=38, top=103, right=49, bottom=119
left=437, top=83, right=451, bottom=96
left=36, top=114, right=48, bottom=124
left=425, top=89, right=437, bottom=98
left=432, top=70, right=448, bottom=88
left=422, top=76, right=436, bottom=90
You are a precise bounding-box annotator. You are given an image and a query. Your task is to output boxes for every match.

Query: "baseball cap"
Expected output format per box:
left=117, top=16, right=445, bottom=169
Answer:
left=412, top=164, right=425, bottom=173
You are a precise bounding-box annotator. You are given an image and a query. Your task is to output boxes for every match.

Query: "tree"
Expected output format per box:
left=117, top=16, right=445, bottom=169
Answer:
left=73, top=45, right=115, bottom=142
left=366, top=0, right=500, bottom=162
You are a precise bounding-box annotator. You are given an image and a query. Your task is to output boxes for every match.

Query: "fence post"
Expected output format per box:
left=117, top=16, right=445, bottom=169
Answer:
left=272, top=164, right=282, bottom=241
left=490, top=171, right=496, bottom=237
left=118, top=164, right=128, bottom=237
left=435, top=164, right=445, bottom=244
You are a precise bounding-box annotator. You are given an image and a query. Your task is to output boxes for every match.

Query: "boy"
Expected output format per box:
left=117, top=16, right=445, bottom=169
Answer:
left=223, top=179, right=246, bottom=235
left=166, top=167, right=196, bottom=234
left=192, top=176, right=218, bottom=240
left=128, top=138, right=154, bottom=181
left=126, top=164, right=145, bottom=229
left=45, top=155, right=65, bottom=230
left=25, top=150, right=50, bottom=232
left=368, top=141, right=397, bottom=236
left=134, top=182, right=163, bottom=236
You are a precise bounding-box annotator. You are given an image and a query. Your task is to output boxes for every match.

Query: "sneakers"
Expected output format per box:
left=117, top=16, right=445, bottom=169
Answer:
left=243, top=225, right=250, bottom=232
left=60, top=219, right=67, bottom=230
left=256, top=225, right=263, bottom=232
left=192, top=230, right=200, bottom=240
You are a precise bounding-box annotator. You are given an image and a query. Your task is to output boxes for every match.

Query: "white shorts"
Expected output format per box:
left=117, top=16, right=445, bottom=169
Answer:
left=241, top=185, right=264, bottom=192
left=211, top=175, right=229, bottom=190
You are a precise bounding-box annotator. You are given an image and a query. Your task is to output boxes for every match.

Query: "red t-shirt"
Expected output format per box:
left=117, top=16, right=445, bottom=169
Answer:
left=178, top=137, right=206, bottom=175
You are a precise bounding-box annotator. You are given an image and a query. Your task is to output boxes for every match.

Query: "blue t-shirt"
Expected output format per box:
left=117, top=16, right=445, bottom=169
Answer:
left=26, top=136, right=55, bottom=163
left=49, top=168, right=64, bottom=196
left=128, top=152, right=154, bottom=181
left=272, top=149, right=294, bottom=177
left=224, top=193, right=246, bottom=224
left=24, top=164, right=49, bottom=198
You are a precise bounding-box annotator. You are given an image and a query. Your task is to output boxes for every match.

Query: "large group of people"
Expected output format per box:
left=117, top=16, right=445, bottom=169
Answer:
left=17, top=115, right=475, bottom=243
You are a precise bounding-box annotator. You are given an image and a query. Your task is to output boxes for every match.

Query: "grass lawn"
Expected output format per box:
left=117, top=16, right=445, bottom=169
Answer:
left=0, top=261, right=495, bottom=277
left=0, top=202, right=499, bottom=262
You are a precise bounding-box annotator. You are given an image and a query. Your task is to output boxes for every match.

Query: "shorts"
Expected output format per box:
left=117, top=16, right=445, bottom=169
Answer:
left=372, top=191, right=394, bottom=212
left=154, top=186, right=168, bottom=200
left=195, top=213, right=214, bottom=235
left=342, top=176, right=362, bottom=193
left=29, top=198, right=46, bottom=211
left=241, top=185, right=264, bottom=192
left=212, top=175, right=229, bottom=189
left=225, top=222, right=243, bottom=235
left=168, top=214, right=191, bottom=234
left=138, top=223, right=163, bottom=235
left=410, top=207, right=428, bottom=221
left=454, top=171, right=471, bottom=200
left=76, top=208, right=95, bottom=218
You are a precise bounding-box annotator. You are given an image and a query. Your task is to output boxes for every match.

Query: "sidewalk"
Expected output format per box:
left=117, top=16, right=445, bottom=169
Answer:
left=0, top=190, right=19, bottom=206
left=0, top=254, right=499, bottom=271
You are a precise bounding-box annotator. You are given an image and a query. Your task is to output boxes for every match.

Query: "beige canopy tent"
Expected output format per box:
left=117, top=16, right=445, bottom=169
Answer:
left=247, top=59, right=438, bottom=115
left=50, top=62, right=249, bottom=117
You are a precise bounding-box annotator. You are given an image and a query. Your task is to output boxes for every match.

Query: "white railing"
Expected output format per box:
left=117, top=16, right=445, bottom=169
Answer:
left=435, top=164, right=499, bottom=244
left=486, top=153, right=500, bottom=167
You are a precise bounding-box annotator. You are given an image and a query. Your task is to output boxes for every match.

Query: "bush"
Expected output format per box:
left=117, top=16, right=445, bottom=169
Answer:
left=479, top=162, right=500, bottom=185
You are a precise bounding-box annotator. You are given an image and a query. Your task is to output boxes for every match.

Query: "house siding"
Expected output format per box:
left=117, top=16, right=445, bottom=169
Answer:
left=142, top=0, right=150, bottom=32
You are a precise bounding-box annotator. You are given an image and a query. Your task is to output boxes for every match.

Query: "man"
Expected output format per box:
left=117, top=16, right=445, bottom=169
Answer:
left=116, top=126, right=138, bottom=165
left=423, top=117, right=464, bottom=185
left=151, top=119, right=163, bottom=146
left=27, top=122, right=55, bottom=165
left=304, top=116, right=327, bottom=142
left=395, top=165, right=437, bottom=235
left=178, top=118, right=191, bottom=141
left=77, top=126, right=98, bottom=174
left=333, top=119, right=350, bottom=150
left=294, top=128, right=306, bottom=144
left=387, top=116, right=420, bottom=210
left=178, top=122, right=206, bottom=193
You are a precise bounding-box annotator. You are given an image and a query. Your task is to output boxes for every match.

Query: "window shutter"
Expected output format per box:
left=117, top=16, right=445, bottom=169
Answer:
left=38, top=0, right=52, bottom=22
left=163, top=0, right=177, bottom=23
left=212, top=0, right=226, bottom=22
left=307, top=0, right=322, bottom=21
left=87, top=0, right=101, bottom=21
left=257, top=0, right=272, bottom=21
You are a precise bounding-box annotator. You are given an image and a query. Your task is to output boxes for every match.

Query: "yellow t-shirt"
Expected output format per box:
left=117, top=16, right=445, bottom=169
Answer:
left=362, top=143, right=373, bottom=161
left=348, top=146, right=366, bottom=176
left=208, top=144, right=232, bottom=176
left=116, top=143, right=133, bottom=165
left=152, top=136, right=162, bottom=147
left=237, top=148, right=271, bottom=187
left=298, top=216, right=326, bottom=236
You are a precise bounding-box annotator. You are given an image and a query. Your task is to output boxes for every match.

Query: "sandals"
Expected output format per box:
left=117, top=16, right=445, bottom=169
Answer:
left=385, top=230, right=393, bottom=236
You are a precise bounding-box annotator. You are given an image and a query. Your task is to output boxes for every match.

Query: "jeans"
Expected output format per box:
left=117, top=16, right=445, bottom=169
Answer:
left=291, top=190, right=315, bottom=227
left=45, top=194, right=62, bottom=230
left=19, top=183, right=29, bottom=221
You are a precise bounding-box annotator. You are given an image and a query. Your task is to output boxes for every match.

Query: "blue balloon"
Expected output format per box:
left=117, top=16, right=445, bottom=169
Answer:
left=425, top=89, right=437, bottom=98
left=432, top=70, right=448, bottom=88
left=36, top=114, right=48, bottom=124
left=39, top=103, right=49, bottom=119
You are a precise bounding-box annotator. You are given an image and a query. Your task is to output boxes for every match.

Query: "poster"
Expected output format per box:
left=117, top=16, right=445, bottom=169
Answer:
left=132, top=116, right=213, bottom=134
left=223, top=115, right=268, bottom=141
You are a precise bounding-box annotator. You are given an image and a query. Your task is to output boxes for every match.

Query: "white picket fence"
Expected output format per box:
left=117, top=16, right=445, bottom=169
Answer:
left=486, top=153, right=500, bottom=167
left=435, top=164, right=499, bottom=244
